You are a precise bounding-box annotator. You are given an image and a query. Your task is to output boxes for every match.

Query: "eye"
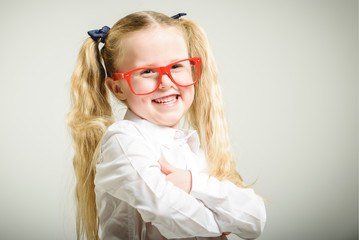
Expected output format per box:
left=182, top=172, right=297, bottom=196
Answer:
left=171, top=63, right=182, bottom=70
left=140, top=69, right=155, bottom=75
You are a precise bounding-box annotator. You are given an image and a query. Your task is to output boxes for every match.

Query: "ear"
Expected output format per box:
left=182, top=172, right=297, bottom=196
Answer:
left=106, top=77, right=127, bottom=101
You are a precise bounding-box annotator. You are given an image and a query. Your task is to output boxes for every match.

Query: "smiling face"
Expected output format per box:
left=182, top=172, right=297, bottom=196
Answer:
left=107, top=26, right=194, bottom=128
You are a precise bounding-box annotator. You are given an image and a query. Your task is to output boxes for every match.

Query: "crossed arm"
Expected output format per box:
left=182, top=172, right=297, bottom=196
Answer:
left=96, top=122, right=266, bottom=239
left=159, top=159, right=231, bottom=236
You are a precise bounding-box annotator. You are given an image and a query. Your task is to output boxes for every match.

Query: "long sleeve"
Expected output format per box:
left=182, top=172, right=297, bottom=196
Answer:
left=190, top=172, right=266, bottom=239
left=95, top=121, right=223, bottom=239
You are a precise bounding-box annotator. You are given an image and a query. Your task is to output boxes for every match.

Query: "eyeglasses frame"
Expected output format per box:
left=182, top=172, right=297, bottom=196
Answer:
left=111, top=57, right=202, bottom=95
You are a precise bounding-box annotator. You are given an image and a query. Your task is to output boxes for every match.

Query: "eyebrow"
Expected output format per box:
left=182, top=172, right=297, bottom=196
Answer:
left=135, top=58, right=185, bottom=68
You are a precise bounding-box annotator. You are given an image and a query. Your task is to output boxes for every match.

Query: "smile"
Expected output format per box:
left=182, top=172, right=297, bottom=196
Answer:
left=152, top=94, right=179, bottom=104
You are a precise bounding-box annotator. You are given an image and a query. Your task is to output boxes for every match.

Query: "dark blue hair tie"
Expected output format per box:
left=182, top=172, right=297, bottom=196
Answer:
left=171, top=13, right=187, bottom=19
left=87, top=26, right=110, bottom=43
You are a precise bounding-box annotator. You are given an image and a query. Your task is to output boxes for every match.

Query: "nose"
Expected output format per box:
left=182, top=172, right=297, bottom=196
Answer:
left=159, top=73, right=174, bottom=89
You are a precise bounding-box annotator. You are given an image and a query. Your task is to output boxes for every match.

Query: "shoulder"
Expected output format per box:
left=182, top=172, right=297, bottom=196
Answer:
left=100, top=119, right=158, bottom=159
left=102, top=120, right=148, bottom=144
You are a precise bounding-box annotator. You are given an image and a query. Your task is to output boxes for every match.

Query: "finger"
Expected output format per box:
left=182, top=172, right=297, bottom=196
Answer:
left=159, top=159, right=174, bottom=174
left=158, top=159, right=176, bottom=175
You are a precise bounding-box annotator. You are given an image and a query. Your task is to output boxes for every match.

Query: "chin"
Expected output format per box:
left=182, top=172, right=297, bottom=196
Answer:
left=154, top=112, right=182, bottom=126
left=158, top=118, right=181, bottom=128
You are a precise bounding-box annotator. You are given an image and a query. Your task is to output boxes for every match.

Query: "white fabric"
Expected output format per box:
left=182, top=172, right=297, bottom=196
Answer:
left=95, top=110, right=266, bottom=240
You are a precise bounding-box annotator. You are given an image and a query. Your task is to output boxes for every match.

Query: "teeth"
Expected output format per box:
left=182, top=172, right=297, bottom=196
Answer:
left=153, top=95, right=178, bottom=104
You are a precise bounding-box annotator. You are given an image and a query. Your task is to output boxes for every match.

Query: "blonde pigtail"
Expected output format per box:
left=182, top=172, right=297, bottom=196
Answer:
left=181, top=20, right=244, bottom=187
left=67, top=38, right=114, bottom=240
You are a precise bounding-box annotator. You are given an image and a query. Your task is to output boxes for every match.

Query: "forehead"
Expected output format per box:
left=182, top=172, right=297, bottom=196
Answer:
left=119, top=26, right=188, bottom=71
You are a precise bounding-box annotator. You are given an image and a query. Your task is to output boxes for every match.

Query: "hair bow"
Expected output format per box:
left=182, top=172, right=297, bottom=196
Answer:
left=87, top=26, right=110, bottom=43
left=171, top=13, right=187, bottom=19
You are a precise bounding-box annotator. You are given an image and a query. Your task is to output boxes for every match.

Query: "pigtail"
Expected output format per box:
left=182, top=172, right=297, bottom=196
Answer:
left=67, top=38, right=114, bottom=240
left=181, top=20, right=245, bottom=187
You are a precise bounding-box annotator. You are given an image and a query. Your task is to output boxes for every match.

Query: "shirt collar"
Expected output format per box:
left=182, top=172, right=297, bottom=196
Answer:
left=124, top=110, right=200, bottom=154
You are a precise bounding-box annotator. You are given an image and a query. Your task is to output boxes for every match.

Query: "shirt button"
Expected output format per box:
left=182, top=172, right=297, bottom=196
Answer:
left=174, top=130, right=186, bottom=139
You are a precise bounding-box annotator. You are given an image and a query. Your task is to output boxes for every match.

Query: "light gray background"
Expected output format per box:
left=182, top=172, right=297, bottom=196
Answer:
left=0, top=0, right=357, bottom=239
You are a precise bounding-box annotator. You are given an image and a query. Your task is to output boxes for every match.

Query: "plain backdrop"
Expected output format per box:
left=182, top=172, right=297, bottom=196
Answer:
left=0, top=0, right=357, bottom=240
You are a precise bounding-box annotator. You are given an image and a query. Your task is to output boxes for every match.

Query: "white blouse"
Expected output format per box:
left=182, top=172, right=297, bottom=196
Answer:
left=95, top=110, right=266, bottom=240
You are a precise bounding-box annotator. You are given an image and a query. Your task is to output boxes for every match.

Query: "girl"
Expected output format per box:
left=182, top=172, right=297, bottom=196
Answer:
left=68, top=11, right=266, bottom=240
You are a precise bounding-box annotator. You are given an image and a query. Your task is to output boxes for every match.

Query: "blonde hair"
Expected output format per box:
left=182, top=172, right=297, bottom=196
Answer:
left=67, top=11, right=244, bottom=240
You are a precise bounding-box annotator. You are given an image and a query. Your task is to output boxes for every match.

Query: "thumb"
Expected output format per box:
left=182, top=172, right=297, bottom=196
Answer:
left=158, top=159, right=176, bottom=175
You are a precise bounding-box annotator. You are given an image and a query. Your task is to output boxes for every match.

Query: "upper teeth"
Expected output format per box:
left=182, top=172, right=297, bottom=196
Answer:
left=153, top=96, right=177, bottom=104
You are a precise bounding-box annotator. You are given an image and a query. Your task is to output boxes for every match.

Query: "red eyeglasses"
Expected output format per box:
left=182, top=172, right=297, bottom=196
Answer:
left=112, top=57, right=202, bottom=95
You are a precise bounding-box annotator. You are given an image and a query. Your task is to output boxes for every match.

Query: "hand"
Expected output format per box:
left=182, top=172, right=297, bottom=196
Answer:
left=159, top=159, right=192, bottom=194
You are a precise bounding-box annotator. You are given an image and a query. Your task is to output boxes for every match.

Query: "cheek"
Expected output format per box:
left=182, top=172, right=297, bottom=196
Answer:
left=184, top=87, right=195, bottom=104
left=126, top=95, right=151, bottom=111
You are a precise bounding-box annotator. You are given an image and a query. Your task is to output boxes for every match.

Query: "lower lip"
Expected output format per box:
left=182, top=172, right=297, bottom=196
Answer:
left=152, top=95, right=180, bottom=107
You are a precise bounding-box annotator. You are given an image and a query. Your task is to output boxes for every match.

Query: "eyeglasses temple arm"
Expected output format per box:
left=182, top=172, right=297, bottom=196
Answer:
left=112, top=73, right=125, bottom=81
